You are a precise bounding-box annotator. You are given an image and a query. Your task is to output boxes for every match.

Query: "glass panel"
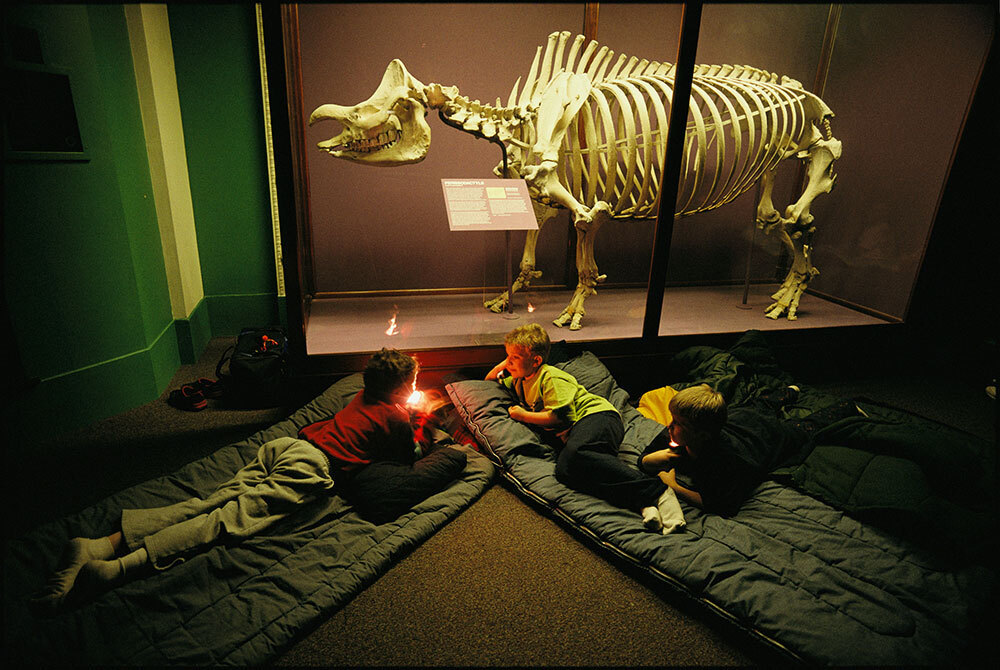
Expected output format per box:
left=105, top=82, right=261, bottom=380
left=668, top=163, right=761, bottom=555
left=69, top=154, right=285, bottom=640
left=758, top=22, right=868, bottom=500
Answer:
left=655, top=2, right=992, bottom=337
left=295, top=2, right=991, bottom=355
left=300, top=2, right=590, bottom=354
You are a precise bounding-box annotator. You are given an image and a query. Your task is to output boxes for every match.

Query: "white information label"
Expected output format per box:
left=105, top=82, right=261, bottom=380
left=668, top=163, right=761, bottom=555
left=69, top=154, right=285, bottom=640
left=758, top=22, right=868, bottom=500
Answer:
left=441, top=178, right=538, bottom=231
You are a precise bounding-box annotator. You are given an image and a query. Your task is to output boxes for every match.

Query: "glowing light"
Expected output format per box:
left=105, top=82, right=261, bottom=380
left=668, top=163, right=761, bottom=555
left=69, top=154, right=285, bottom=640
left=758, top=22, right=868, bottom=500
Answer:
left=527, top=302, right=536, bottom=313
left=386, top=307, right=400, bottom=336
left=669, top=440, right=679, bottom=448
left=405, top=373, right=423, bottom=408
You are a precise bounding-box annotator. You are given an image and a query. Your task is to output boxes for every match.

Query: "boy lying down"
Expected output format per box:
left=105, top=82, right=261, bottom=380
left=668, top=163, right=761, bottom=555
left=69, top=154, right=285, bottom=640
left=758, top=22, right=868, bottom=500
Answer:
left=488, top=324, right=685, bottom=533
left=32, top=349, right=467, bottom=614
left=638, top=384, right=862, bottom=516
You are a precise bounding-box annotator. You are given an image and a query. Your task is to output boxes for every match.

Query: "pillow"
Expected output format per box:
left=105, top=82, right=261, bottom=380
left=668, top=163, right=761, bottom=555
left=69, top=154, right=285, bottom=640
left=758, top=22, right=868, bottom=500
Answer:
left=446, top=352, right=660, bottom=465
left=445, top=379, right=554, bottom=463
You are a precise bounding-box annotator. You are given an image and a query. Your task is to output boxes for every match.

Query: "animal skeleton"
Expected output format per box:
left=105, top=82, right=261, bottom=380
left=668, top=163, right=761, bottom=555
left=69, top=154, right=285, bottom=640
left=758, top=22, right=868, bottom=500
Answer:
left=310, top=31, right=841, bottom=329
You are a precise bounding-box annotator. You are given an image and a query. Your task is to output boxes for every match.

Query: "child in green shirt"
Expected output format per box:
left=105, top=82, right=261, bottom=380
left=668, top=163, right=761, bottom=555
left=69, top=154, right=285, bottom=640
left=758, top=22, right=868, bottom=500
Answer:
left=488, top=324, right=683, bottom=532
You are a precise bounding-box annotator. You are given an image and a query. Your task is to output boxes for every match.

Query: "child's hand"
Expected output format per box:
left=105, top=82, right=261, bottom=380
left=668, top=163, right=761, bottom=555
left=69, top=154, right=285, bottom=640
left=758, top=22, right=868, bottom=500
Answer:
left=508, top=405, right=528, bottom=422
left=486, top=357, right=510, bottom=381
left=658, top=469, right=678, bottom=488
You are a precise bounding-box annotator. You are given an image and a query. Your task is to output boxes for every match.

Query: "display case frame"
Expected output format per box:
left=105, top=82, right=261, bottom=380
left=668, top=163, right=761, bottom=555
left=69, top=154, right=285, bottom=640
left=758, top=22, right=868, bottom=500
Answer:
left=261, top=2, right=994, bottom=378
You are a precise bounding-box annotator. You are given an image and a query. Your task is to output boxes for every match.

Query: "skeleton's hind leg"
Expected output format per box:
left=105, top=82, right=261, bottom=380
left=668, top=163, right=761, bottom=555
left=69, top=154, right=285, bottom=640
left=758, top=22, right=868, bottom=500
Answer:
left=485, top=201, right=558, bottom=313
left=765, top=131, right=842, bottom=320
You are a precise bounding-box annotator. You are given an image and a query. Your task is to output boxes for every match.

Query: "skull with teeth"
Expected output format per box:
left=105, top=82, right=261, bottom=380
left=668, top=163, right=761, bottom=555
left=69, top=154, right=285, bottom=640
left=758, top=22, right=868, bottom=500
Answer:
left=309, top=60, right=431, bottom=166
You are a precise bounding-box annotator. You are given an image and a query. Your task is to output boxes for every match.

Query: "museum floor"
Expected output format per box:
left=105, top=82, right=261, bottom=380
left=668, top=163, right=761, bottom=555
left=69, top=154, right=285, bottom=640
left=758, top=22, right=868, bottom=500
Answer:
left=306, top=283, right=891, bottom=355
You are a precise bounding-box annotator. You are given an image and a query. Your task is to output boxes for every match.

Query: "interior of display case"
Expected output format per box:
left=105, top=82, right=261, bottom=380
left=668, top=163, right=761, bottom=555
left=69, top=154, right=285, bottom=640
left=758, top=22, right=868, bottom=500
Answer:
left=267, top=2, right=994, bottom=370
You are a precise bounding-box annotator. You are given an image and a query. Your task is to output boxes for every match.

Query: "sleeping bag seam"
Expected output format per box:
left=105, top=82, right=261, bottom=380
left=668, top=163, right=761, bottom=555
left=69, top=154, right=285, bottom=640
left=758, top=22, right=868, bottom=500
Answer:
left=120, top=451, right=489, bottom=664
left=225, top=456, right=492, bottom=663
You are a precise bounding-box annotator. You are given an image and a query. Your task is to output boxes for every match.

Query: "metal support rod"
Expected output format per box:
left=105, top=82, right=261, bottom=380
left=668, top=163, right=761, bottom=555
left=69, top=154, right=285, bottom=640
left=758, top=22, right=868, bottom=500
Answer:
left=739, top=181, right=762, bottom=308
left=778, top=2, right=842, bottom=280
left=642, top=1, right=703, bottom=338
left=438, top=110, right=516, bottom=315
left=565, top=2, right=602, bottom=289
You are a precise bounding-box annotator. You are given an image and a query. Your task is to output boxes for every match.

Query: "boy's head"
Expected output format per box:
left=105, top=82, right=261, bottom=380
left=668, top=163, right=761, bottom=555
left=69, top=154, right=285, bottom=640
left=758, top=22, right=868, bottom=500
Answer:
left=364, top=348, right=418, bottom=403
left=667, top=384, right=727, bottom=454
left=503, top=323, right=549, bottom=378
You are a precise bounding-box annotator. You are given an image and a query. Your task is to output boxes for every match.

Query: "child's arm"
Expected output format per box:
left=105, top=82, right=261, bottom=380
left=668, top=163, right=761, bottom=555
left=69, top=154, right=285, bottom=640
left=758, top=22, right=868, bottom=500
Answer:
left=485, top=357, right=509, bottom=381
left=508, top=405, right=563, bottom=427
left=640, top=448, right=682, bottom=474
left=658, top=469, right=703, bottom=508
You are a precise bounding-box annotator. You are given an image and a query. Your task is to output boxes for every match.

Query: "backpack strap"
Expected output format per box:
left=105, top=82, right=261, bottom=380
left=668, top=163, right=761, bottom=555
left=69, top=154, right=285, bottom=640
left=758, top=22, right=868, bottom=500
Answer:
left=215, top=344, right=236, bottom=381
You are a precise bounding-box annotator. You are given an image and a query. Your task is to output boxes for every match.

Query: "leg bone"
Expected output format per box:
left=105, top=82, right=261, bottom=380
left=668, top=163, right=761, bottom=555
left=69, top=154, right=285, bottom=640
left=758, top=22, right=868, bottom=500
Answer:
left=485, top=203, right=558, bottom=313
left=553, top=202, right=610, bottom=330
left=764, top=133, right=840, bottom=320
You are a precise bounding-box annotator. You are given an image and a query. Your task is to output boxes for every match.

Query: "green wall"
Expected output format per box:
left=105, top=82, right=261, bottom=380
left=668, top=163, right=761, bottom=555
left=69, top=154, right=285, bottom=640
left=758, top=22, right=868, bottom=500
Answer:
left=169, top=4, right=280, bottom=337
left=2, top=4, right=279, bottom=442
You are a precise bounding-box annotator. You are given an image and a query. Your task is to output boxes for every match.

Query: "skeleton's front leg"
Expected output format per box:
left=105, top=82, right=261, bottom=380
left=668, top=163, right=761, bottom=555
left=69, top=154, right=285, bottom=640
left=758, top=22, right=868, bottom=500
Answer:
left=522, top=162, right=610, bottom=330
left=485, top=202, right=558, bottom=312
left=764, top=133, right=841, bottom=320
left=553, top=202, right=611, bottom=330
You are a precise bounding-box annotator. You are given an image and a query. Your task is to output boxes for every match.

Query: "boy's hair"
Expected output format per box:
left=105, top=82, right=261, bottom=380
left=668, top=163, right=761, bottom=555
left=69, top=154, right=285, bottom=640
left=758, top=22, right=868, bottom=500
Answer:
left=669, top=383, right=727, bottom=438
left=363, top=348, right=417, bottom=402
left=504, top=323, right=550, bottom=361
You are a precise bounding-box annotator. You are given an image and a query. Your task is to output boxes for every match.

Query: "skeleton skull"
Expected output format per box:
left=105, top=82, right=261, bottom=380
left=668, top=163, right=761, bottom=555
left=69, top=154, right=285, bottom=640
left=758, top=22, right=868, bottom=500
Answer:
left=309, top=60, right=431, bottom=166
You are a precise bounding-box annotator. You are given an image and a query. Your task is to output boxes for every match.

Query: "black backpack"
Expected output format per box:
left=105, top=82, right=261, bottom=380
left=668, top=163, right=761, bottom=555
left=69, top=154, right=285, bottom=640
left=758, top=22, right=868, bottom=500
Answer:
left=216, top=327, right=288, bottom=407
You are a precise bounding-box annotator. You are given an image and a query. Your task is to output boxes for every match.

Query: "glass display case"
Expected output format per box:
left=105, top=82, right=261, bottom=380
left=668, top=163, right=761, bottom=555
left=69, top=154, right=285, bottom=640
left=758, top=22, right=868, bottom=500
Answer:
left=265, top=2, right=994, bottom=370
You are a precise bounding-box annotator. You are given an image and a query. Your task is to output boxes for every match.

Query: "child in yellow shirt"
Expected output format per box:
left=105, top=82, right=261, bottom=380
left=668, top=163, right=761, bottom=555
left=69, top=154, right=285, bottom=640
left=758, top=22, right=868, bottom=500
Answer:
left=488, top=324, right=683, bottom=532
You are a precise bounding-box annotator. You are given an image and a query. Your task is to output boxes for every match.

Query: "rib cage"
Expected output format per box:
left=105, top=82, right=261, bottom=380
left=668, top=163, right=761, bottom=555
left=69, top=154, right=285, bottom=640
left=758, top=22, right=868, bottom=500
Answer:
left=510, top=32, right=827, bottom=219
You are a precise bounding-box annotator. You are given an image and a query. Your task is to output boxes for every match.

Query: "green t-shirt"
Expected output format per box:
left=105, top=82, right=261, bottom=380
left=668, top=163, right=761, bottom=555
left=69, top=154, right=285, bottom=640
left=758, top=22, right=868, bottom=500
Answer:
left=501, top=364, right=618, bottom=427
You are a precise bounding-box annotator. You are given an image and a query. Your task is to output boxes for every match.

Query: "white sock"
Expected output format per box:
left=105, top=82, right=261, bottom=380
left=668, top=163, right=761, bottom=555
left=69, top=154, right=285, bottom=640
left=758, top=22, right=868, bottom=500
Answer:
left=30, top=537, right=116, bottom=610
left=119, top=547, right=148, bottom=574
left=641, top=506, right=663, bottom=531
left=70, top=548, right=148, bottom=603
left=657, top=487, right=686, bottom=535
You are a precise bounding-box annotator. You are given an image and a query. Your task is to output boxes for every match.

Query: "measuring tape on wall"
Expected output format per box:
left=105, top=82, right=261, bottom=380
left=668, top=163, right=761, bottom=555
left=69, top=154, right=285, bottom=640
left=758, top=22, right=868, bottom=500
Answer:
left=255, top=3, right=285, bottom=298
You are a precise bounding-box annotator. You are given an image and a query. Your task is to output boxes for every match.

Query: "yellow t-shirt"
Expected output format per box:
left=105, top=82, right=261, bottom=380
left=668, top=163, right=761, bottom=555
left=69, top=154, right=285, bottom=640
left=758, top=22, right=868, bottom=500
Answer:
left=636, top=385, right=678, bottom=427
left=502, top=364, right=617, bottom=427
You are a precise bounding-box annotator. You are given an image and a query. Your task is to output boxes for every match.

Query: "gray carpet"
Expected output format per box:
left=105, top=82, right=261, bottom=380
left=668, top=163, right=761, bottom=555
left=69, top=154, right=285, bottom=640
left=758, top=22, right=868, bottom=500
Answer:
left=9, top=335, right=996, bottom=666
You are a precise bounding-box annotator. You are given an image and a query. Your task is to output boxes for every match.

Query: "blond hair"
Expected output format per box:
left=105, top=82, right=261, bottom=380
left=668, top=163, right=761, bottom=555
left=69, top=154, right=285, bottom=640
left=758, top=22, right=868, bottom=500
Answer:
left=669, top=383, right=727, bottom=437
left=504, top=323, right=550, bottom=361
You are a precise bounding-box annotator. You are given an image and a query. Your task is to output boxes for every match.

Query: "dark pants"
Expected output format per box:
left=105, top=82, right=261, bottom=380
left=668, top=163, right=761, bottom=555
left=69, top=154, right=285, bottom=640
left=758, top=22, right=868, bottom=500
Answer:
left=340, top=444, right=467, bottom=525
left=555, top=411, right=665, bottom=510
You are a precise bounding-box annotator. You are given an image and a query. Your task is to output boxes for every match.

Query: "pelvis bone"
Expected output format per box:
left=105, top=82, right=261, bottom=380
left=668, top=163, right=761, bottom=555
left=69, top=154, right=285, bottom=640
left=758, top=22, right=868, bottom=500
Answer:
left=310, top=32, right=842, bottom=330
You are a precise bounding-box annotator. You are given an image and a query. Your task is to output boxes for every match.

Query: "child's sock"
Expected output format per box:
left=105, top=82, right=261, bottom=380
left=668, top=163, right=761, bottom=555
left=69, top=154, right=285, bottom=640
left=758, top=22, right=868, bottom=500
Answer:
left=71, top=548, right=149, bottom=603
left=657, top=488, right=686, bottom=535
left=119, top=547, right=149, bottom=574
left=641, top=506, right=663, bottom=531
left=29, top=537, right=117, bottom=612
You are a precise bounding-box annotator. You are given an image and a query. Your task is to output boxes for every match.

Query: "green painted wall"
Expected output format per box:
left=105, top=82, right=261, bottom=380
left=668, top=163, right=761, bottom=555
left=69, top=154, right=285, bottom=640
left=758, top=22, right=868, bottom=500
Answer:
left=169, top=4, right=280, bottom=337
left=3, top=4, right=280, bottom=442
left=3, top=4, right=177, bottom=440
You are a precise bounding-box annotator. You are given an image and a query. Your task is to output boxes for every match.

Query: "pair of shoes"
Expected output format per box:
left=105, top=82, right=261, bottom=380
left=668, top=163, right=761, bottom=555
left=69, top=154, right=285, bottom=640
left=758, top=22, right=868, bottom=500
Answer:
left=167, top=385, right=208, bottom=411
left=190, top=377, right=224, bottom=399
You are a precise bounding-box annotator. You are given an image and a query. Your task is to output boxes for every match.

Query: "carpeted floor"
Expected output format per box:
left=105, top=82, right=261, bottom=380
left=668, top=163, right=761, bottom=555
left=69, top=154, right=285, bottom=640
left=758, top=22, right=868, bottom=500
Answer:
left=8, top=335, right=997, bottom=666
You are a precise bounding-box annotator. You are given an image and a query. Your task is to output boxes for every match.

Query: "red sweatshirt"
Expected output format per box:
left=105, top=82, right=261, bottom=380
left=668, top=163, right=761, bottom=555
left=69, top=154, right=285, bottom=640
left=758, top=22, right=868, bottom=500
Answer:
left=299, top=390, right=417, bottom=473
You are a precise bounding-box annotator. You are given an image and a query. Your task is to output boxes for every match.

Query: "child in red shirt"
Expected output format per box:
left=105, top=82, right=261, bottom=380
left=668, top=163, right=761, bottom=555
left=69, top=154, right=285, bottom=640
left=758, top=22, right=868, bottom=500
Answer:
left=32, top=349, right=466, bottom=614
